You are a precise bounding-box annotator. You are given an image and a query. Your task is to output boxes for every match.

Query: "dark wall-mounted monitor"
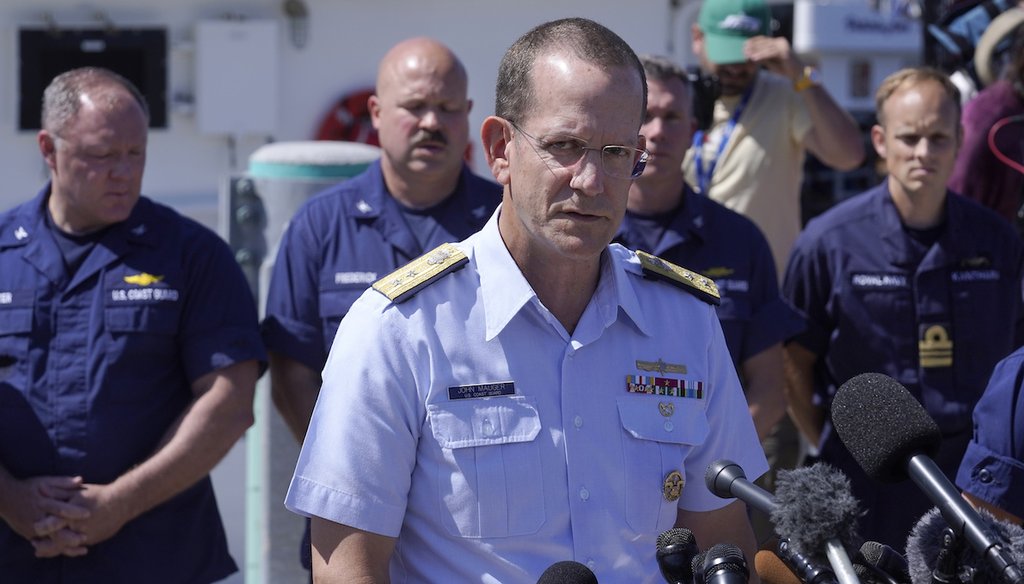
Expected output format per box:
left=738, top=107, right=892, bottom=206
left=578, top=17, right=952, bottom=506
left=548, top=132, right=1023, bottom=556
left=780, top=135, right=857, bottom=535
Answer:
left=18, top=28, right=168, bottom=130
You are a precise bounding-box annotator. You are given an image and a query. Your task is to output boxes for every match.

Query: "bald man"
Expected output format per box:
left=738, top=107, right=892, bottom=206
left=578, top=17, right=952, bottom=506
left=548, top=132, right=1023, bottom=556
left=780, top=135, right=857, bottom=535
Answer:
left=261, top=37, right=500, bottom=573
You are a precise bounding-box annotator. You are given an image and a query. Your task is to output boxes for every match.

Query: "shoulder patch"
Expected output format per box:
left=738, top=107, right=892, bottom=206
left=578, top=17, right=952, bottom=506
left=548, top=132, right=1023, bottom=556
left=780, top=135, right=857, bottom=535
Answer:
left=371, top=243, right=468, bottom=303
left=637, top=250, right=721, bottom=305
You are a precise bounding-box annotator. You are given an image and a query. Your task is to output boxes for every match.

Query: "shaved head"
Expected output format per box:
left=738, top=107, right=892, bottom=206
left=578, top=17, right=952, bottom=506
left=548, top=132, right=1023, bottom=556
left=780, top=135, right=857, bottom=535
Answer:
left=376, top=37, right=468, bottom=98
left=369, top=37, right=472, bottom=208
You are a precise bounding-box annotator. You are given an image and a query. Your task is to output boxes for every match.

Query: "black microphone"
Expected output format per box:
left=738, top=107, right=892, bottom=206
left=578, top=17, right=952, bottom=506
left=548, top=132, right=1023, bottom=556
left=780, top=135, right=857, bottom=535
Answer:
left=831, top=373, right=1024, bottom=584
left=855, top=541, right=910, bottom=584
left=536, top=560, right=599, bottom=583
left=703, top=543, right=750, bottom=584
left=776, top=537, right=840, bottom=584
left=905, top=507, right=1024, bottom=584
left=706, top=460, right=861, bottom=584
left=693, top=550, right=709, bottom=584
left=658, top=527, right=700, bottom=584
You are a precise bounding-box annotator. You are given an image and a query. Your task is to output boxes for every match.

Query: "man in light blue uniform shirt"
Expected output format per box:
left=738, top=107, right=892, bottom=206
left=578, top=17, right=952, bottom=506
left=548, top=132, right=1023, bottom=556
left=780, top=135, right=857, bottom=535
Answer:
left=287, top=19, right=767, bottom=583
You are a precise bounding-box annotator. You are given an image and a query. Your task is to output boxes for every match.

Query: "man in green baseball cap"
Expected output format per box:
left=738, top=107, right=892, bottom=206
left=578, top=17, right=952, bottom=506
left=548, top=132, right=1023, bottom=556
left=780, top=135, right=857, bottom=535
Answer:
left=698, top=0, right=772, bottom=66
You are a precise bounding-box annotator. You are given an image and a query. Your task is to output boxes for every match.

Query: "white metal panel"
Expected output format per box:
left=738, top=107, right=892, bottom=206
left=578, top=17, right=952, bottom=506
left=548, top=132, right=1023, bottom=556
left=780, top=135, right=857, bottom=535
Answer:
left=195, top=19, right=279, bottom=136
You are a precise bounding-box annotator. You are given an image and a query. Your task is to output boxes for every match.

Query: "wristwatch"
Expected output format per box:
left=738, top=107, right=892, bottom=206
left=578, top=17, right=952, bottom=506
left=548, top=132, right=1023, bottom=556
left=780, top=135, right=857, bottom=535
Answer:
left=793, top=66, right=821, bottom=92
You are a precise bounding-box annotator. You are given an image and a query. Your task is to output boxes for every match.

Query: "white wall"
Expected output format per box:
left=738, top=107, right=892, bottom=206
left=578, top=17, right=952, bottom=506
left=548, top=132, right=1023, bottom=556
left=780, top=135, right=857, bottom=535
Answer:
left=0, top=2, right=698, bottom=581
left=0, top=0, right=699, bottom=222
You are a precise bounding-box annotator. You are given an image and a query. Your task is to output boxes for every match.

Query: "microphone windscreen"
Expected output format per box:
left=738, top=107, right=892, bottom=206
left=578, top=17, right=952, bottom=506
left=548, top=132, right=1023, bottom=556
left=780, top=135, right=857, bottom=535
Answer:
left=905, top=507, right=1024, bottom=584
left=756, top=550, right=802, bottom=584
left=536, top=560, right=599, bottom=584
left=771, top=462, right=863, bottom=561
left=831, top=373, right=942, bottom=483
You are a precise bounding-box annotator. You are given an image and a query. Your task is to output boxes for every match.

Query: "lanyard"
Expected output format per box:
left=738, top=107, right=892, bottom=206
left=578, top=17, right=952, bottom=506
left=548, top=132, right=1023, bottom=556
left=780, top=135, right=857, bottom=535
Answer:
left=692, top=84, right=754, bottom=195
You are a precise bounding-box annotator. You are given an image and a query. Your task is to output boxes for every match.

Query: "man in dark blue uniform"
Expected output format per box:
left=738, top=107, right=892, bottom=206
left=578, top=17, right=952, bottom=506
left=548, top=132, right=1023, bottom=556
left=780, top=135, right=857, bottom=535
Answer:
left=783, top=67, right=1024, bottom=547
left=0, top=67, right=264, bottom=582
left=618, top=55, right=804, bottom=543
left=619, top=54, right=802, bottom=444
left=260, top=37, right=500, bottom=572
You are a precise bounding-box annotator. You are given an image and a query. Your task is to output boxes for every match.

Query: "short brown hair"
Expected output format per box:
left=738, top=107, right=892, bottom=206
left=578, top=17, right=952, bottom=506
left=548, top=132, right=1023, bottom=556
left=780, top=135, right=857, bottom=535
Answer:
left=874, top=67, right=960, bottom=126
left=495, top=18, right=646, bottom=126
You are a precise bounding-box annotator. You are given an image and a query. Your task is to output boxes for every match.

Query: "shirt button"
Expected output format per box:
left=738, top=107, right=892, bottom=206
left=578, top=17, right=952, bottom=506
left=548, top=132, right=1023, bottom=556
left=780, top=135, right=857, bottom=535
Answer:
left=587, top=559, right=596, bottom=570
left=579, top=487, right=590, bottom=501
left=978, top=468, right=993, bottom=484
left=574, top=415, right=583, bottom=428
left=664, top=421, right=674, bottom=432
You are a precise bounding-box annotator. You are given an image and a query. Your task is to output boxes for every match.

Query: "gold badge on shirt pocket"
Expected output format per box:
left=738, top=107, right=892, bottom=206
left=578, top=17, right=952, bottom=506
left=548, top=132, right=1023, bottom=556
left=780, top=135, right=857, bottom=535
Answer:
left=663, top=470, right=684, bottom=502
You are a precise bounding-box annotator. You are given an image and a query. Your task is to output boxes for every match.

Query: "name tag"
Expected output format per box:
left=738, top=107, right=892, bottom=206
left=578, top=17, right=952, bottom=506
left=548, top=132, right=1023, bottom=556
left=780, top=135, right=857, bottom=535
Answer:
left=448, top=381, right=516, bottom=400
left=850, top=273, right=908, bottom=290
left=951, top=269, right=999, bottom=283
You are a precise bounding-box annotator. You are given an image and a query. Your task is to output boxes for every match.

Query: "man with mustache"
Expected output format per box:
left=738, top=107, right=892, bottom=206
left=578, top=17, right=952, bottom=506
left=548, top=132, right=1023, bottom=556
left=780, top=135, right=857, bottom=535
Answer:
left=783, top=67, right=1024, bottom=547
left=261, top=37, right=500, bottom=576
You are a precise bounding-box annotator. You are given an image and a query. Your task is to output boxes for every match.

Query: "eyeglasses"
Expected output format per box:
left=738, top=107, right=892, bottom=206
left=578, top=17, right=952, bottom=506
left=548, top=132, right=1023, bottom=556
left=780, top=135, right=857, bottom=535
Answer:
left=508, top=120, right=649, bottom=180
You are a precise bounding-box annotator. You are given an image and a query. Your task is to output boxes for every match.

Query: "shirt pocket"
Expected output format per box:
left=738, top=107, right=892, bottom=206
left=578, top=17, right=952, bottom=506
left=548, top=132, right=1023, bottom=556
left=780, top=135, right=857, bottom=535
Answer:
left=103, top=305, right=180, bottom=402
left=617, top=397, right=709, bottom=533
left=0, top=304, right=33, bottom=405
left=427, top=396, right=545, bottom=538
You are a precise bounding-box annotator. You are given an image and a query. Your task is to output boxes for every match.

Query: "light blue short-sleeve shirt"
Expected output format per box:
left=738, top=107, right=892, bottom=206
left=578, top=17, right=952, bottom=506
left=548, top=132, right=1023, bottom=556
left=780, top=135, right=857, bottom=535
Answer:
left=286, top=208, right=767, bottom=583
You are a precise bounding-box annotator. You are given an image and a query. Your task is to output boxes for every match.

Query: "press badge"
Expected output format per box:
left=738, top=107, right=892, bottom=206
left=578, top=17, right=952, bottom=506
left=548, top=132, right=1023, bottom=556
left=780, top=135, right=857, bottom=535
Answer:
left=447, top=381, right=516, bottom=400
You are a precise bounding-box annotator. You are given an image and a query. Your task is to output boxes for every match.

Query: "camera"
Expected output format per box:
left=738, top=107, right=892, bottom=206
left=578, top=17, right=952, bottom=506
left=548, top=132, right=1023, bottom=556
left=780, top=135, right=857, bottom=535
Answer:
left=687, top=66, right=721, bottom=132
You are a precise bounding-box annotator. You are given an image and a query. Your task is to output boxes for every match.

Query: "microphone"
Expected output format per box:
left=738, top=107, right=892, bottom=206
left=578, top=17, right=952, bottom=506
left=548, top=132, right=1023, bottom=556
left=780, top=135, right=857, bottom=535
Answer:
left=536, top=560, right=599, bottom=583
left=706, top=460, right=861, bottom=584
left=831, top=373, right=1024, bottom=584
left=772, top=464, right=863, bottom=584
left=658, top=527, right=701, bottom=584
left=905, top=507, right=1024, bottom=584
left=854, top=541, right=910, bottom=584
left=693, top=551, right=709, bottom=584
left=757, top=546, right=838, bottom=584
left=703, top=543, right=750, bottom=584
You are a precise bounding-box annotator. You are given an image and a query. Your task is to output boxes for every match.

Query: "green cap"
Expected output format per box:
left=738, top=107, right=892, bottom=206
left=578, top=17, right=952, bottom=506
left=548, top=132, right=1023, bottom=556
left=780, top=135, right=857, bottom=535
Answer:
left=698, top=0, right=772, bottom=64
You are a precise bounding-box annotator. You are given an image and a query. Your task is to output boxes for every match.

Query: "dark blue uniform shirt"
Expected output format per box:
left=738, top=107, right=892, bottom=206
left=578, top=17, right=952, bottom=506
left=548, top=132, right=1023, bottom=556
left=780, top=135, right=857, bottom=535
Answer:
left=956, top=345, right=1024, bottom=520
left=0, top=186, right=266, bottom=583
left=262, top=160, right=500, bottom=372
left=783, top=182, right=1024, bottom=545
left=617, top=190, right=803, bottom=370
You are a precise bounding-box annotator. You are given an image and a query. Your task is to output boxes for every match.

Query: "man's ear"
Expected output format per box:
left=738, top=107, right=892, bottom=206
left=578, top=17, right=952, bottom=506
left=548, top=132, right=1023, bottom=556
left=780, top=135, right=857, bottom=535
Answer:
left=870, top=124, right=887, bottom=160
left=38, top=130, right=58, bottom=172
left=368, top=94, right=382, bottom=130
left=481, top=116, right=512, bottom=185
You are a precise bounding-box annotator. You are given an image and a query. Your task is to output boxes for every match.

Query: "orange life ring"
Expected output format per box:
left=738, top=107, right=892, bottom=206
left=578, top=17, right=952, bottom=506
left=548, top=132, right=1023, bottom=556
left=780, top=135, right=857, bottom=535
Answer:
left=314, top=87, right=379, bottom=145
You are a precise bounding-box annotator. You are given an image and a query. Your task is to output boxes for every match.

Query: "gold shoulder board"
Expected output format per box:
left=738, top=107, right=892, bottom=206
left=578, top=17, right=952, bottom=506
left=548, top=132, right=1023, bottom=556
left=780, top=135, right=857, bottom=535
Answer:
left=372, top=243, right=468, bottom=303
left=637, top=250, right=721, bottom=306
